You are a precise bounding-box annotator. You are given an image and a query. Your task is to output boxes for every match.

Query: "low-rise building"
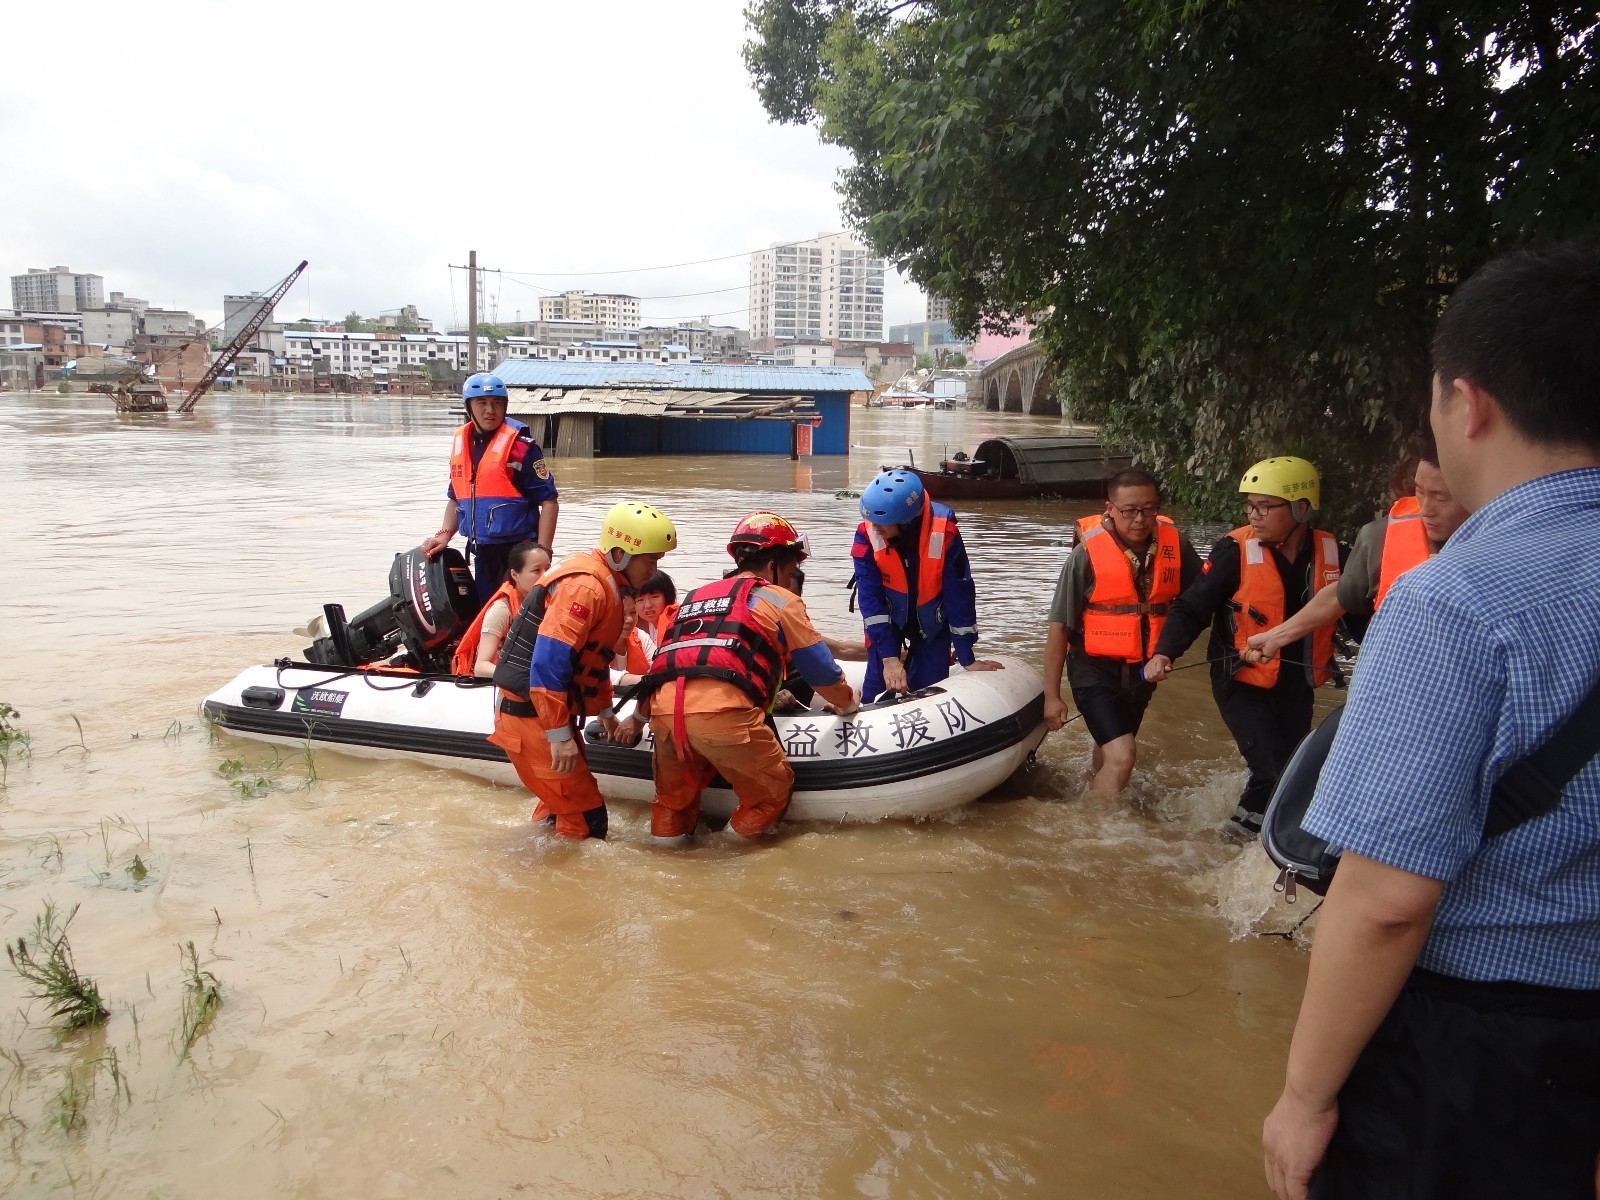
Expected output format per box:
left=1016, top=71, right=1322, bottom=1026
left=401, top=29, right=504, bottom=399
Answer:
left=0, top=346, right=45, bottom=391
left=774, top=340, right=835, bottom=368
left=281, top=331, right=493, bottom=377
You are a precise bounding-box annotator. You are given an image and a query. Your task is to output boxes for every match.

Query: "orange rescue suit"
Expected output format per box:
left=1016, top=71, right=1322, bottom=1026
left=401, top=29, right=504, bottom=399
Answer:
left=450, top=579, right=521, bottom=675
left=1374, top=496, right=1431, bottom=612
left=1228, top=526, right=1342, bottom=687
left=1075, top=514, right=1183, bottom=661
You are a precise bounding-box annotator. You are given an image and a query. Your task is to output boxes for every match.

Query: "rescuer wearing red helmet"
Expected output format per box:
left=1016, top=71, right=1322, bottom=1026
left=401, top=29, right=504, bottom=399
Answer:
left=638, top=511, right=860, bottom=843
left=489, top=502, right=676, bottom=840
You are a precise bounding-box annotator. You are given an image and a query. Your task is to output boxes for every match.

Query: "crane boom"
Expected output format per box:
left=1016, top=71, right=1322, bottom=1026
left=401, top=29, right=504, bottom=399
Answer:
left=177, top=260, right=308, bottom=414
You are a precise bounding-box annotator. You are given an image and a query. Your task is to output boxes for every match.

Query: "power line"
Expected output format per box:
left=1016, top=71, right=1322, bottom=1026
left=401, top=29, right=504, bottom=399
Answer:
left=493, top=248, right=759, bottom=277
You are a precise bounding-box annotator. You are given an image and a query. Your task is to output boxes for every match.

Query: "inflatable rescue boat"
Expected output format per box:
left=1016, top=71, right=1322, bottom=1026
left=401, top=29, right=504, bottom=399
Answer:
left=201, top=656, right=1046, bottom=823
left=198, top=545, right=1046, bottom=822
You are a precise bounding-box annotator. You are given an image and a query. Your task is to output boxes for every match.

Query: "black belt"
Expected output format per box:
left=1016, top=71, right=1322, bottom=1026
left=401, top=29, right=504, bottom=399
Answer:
left=498, top=696, right=537, bottom=718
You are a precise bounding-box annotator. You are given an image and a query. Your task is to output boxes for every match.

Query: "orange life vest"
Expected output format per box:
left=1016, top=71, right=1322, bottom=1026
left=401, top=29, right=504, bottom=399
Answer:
left=1228, top=526, right=1342, bottom=687
left=1078, top=516, right=1183, bottom=662
left=491, top=550, right=624, bottom=711
left=1374, top=496, right=1431, bottom=612
left=448, top=418, right=538, bottom=543
left=450, top=579, right=521, bottom=675
left=865, top=492, right=956, bottom=639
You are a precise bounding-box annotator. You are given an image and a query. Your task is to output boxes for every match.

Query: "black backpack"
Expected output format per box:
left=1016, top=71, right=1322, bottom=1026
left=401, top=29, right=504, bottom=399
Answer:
left=1262, top=682, right=1600, bottom=903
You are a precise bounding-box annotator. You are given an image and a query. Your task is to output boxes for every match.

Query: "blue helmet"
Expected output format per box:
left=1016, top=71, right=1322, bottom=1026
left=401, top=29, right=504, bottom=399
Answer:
left=462, top=373, right=508, bottom=406
left=860, top=469, right=925, bottom=525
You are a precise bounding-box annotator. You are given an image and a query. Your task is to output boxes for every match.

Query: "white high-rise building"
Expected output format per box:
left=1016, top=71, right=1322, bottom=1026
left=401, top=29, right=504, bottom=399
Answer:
left=11, top=266, right=104, bottom=313
left=538, top=290, right=641, bottom=328
left=749, top=233, right=884, bottom=343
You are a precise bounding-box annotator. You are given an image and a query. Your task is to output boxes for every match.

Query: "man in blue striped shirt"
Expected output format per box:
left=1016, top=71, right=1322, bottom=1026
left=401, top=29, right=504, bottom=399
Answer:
left=1263, top=246, right=1600, bottom=1200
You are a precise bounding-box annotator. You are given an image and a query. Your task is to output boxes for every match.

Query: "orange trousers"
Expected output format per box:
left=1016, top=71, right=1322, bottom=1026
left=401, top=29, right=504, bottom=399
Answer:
left=649, top=706, right=794, bottom=839
left=489, top=710, right=608, bottom=840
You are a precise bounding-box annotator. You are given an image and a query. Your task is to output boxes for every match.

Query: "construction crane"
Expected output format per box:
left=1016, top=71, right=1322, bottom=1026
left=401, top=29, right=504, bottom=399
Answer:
left=176, top=260, right=308, bottom=414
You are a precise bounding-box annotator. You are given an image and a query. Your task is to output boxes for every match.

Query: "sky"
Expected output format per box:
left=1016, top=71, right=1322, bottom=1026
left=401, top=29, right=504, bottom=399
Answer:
left=0, top=0, right=929, bottom=334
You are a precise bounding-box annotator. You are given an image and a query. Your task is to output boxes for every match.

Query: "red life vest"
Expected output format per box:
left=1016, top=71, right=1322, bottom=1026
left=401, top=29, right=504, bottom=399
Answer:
left=491, top=550, right=623, bottom=710
left=1079, top=516, right=1183, bottom=662
left=448, top=418, right=538, bottom=544
left=1228, top=526, right=1342, bottom=687
left=863, top=491, right=956, bottom=639
left=645, top=576, right=787, bottom=710
left=450, top=579, right=521, bottom=675
left=1375, top=496, right=1431, bottom=612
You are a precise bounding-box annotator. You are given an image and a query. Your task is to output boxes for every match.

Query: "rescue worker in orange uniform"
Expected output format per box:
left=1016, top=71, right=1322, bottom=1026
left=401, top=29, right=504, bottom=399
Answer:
left=449, top=541, right=551, bottom=677
left=640, top=512, right=859, bottom=844
left=420, top=373, right=560, bottom=605
left=1042, top=468, right=1203, bottom=796
left=1244, top=439, right=1468, bottom=662
left=1145, top=457, right=1349, bottom=838
left=488, top=502, right=676, bottom=840
left=852, top=469, right=1000, bottom=702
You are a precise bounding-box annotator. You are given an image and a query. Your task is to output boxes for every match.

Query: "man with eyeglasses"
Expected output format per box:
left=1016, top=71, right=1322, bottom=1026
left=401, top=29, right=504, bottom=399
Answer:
left=1242, top=437, right=1469, bottom=665
left=1144, top=456, right=1347, bottom=837
left=1043, top=468, right=1202, bottom=796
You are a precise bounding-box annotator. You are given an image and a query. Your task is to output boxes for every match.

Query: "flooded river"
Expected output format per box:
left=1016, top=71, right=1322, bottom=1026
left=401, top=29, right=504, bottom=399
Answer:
left=0, top=392, right=1336, bottom=1197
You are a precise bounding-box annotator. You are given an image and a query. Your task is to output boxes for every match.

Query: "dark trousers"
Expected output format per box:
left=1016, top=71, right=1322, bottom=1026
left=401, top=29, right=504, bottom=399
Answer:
left=1212, top=676, right=1314, bottom=817
left=1312, top=968, right=1600, bottom=1200
left=468, top=541, right=514, bottom=606
left=862, top=633, right=952, bottom=703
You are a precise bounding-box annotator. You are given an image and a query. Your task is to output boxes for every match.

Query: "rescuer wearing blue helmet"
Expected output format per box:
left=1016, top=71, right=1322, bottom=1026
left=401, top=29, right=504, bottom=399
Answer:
left=850, top=469, right=1001, bottom=701
left=421, top=372, right=560, bottom=604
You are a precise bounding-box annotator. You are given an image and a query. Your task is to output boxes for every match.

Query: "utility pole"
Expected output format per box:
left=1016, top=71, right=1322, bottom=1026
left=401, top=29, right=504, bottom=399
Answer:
left=466, top=249, right=478, bottom=377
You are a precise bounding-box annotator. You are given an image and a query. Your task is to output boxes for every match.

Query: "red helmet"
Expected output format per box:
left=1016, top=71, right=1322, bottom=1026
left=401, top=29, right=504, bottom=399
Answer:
left=727, top=511, right=809, bottom=562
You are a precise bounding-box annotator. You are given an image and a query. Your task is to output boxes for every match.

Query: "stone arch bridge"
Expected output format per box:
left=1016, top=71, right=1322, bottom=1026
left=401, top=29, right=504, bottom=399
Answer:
left=976, top=340, right=1059, bottom=416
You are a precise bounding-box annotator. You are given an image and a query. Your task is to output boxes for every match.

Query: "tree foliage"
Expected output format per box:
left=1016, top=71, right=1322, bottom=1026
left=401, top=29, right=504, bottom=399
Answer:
left=745, top=0, right=1600, bottom=528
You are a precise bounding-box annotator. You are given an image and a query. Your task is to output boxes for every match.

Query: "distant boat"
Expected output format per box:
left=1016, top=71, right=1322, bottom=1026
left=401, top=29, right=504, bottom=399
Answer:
left=910, top=435, right=1133, bottom=501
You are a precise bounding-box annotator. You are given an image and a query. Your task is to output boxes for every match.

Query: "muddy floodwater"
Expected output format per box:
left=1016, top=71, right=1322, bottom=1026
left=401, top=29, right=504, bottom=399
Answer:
left=0, top=392, right=1339, bottom=1197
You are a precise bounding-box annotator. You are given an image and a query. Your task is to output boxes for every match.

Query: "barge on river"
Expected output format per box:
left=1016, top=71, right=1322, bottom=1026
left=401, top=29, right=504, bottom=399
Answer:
left=914, top=434, right=1134, bottom=501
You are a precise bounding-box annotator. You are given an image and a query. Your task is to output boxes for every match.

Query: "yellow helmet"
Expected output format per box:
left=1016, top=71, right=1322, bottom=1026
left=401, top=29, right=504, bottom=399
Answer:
left=599, top=502, right=677, bottom=557
left=1239, top=456, right=1320, bottom=510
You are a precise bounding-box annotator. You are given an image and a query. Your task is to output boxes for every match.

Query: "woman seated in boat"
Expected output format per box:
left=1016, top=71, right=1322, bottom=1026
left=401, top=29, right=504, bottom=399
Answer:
left=450, top=541, right=551, bottom=677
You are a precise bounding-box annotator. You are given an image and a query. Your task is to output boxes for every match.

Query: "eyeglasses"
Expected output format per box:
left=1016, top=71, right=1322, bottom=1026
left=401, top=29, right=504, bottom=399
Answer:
left=1244, top=500, right=1291, bottom=517
left=1112, top=505, right=1159, bottom=520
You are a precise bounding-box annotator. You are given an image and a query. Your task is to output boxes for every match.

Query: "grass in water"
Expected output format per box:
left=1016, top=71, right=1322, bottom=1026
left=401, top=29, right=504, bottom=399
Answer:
left=51, top=1062, right=93, bottom=1133
left=5, top=902, right=109, bottom=1029
left=0, top=701, right=31, bottom=787
left=177, top=942, right=223, bottom=1059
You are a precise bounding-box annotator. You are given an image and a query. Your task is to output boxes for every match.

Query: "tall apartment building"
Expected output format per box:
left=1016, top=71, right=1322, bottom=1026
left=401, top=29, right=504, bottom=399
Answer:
left=749, top=233, right=885, bottom=344
left=926, top=294, right=950, bottom=322
left=223, top=293, right=275, bottom=343
left=538, top=290, right=641, bottom=328
left=11, top=266, right=104, bottom=313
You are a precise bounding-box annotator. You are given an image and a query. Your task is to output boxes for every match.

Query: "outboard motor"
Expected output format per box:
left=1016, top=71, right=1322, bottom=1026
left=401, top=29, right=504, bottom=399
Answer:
left=303, top=547, right=478, bottom=672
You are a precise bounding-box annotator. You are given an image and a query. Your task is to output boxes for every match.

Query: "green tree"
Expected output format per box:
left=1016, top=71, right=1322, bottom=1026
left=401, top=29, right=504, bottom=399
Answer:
left=476, top=322, right=510, bottom=342
left=342, top=311, right=371, bottom=333
left=914, top=351, right=935, bottom=369
left=745, top=1, right=1600, bottom=528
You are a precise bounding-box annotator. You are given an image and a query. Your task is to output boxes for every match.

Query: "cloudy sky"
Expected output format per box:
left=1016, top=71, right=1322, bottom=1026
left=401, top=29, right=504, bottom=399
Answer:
left=0, top=0, right=928, bottom=332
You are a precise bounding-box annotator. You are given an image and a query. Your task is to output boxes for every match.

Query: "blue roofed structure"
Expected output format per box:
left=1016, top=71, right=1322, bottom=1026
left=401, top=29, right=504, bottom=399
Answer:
left=491, top=359, right=869, bottom=457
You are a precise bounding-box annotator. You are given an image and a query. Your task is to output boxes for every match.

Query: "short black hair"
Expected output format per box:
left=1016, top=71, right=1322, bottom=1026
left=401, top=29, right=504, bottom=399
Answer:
left=637, top=570, right=676, bottom=605
left=1106, top=467, right=1161, bottom=502
left=1432, top=244, right=1600, bottom=450
left=734, top=545, right=806, bottom=576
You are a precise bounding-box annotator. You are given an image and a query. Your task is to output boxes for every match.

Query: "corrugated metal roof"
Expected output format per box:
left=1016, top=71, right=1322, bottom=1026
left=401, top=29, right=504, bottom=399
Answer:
left=512, top=388, right=817, bottom=418
left=493, top=359, right=871, bottom=394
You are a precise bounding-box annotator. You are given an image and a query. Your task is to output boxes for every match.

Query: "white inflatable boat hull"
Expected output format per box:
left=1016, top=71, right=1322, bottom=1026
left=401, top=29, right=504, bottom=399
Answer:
left=201, top=655, right=1046, bottom=823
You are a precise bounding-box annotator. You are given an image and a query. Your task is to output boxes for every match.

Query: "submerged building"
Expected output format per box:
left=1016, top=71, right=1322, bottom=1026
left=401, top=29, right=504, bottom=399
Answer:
left=491, top=360, right=871, bottom=457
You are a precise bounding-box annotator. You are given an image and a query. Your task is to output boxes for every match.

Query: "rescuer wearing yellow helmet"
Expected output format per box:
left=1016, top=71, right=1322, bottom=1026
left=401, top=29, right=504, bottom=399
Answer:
left=1143, top=456, right=1348, bottom=836
left=489, top=502, right=677, bottom=840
